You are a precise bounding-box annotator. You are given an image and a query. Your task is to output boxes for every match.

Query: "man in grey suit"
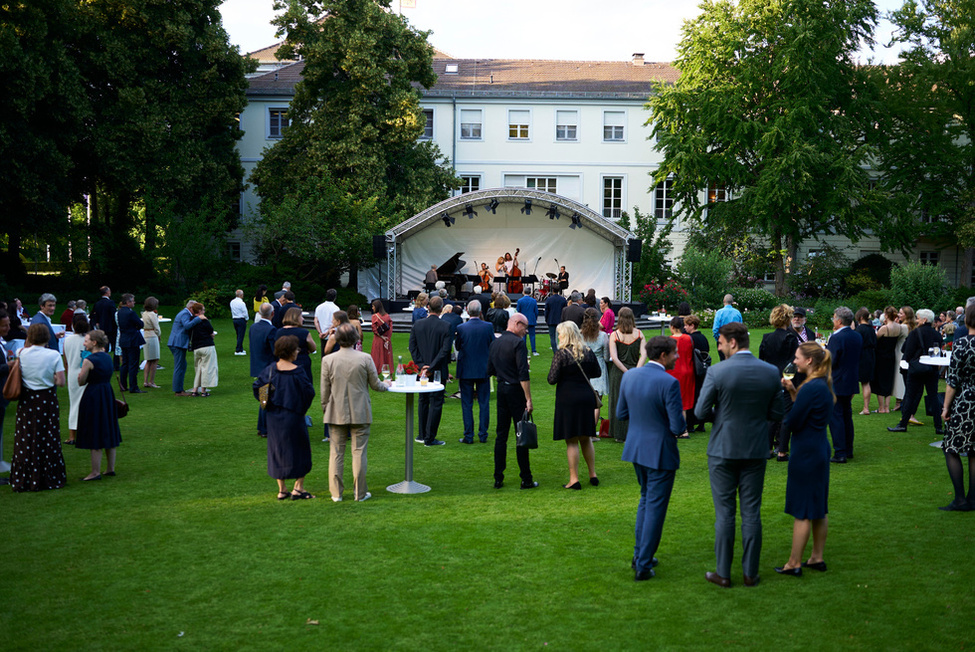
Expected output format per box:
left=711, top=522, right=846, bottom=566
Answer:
left=695, top=322, right=784, bottom=588
left=618, top=336, right=686, bottom=581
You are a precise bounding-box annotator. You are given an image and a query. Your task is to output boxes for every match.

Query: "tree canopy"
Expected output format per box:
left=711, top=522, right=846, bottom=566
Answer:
left=647, top=0, right=899, bottom=294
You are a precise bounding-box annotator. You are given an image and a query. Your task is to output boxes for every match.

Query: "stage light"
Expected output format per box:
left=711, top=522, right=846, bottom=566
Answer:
left=570, top=213, right=583, bottom=229
left=441, top=211, right=455, bottom=227
left=521, top=199, right=532, bottom=215
left=464, top=203, right=477, bottom=219
left=486, top=199, right=499, bottom=214
left=546, top=204, right=561, bottom=220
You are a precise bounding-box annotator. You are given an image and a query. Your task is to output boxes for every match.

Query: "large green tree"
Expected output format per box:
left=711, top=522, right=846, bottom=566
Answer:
left=878, top=0, right=975, bottom=280
left=251, top=0, right=458, bottom=285
left=648, top=0, right=899, bottom=295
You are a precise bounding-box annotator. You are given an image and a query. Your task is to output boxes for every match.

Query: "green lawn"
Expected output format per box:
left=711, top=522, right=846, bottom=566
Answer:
left=1, top=319, right=972, bottom=650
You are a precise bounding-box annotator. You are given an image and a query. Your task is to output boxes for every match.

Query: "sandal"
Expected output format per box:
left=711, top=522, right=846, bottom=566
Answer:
left=277, top=491, right=291, bottom=501
left=291, top=490, right=315, bottom=500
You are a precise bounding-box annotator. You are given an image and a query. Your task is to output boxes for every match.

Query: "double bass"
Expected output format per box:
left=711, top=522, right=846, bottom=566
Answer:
left=507, top=248, right=523, bottom=294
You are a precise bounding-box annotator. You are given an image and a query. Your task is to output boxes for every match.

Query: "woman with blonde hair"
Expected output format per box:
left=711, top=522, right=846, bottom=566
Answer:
left=775, top=342, right=835, bottom=575
left=412, top=293, right=428, bottom=323
left=896, top=306, right=917, bottom=416
left=62, top=313, right=90, bottom=445
left=760, top=304, right=799, bottom=459
left=548, top=321, right=601, bottom=489
left=188, top=302, right=217, bottom=396
left=142, top=296, right=161, bottom=388
left=874, top=306, right=905, bottom=414
left=608, top=307, right=647, bottom=442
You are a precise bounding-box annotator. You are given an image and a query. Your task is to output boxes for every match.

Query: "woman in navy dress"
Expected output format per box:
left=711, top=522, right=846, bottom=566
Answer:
left=775, top=342, right=835, bottom=576
left=76, top=330, right=122, bottom=481
left=254, top=335, right=316, bottom=500
left=274, top=308, right=317, bottom=384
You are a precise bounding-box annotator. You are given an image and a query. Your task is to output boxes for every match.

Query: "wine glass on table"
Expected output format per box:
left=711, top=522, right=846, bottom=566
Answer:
left=381, top=363, right=390, bottom=382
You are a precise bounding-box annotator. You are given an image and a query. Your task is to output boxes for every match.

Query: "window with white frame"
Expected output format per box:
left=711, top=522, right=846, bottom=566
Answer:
left=508, top=109, right=530, bottom=140
left=603, top=177, right=623, bottom=219
left=420, top=108, right=433, bottom=140
left=556, top=110, right=578, bottom=141
left=268, top=108, right=290, bottom=139
left=654, top=176, right=674, bottom=219
left=458, top=175, right=481, bottom=195
left=707, top=184, right=731, bottom=203
left=920, top=251, right=940, bottom=266
left=460, top=109, right=482, bottom=140
left=527, top=177, right=557, bottom=193
left=603, top=111, right=625, bottom=141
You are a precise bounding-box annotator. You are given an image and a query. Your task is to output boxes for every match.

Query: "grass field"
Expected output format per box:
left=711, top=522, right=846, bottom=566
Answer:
left=1, top=316, right=972, bottom=650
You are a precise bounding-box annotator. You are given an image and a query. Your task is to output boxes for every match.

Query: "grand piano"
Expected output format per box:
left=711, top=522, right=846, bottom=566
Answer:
left=430, top=252, right=471, bottom=297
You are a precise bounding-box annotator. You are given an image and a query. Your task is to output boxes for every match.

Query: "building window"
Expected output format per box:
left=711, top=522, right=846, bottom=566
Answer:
left=603, top=111, right=625, bottom=141
left=227, top=242, right=241, bottom=261
left=654, top=176, right=674, bottom=219
left=460, top=109, right=482, bottom=140
left=526, top=177, right=557, bottom=193
left=508, top=109, right=530, bottom=140
left=421, top=108, right=433, bottom=140
left=556, top=110, right=578, bottom=141
left=603, top=177, right=623, bottom=219
left=268, top=108, right=290, bottom=139
left=458, top=176, right=480, bottom=195
left=920, top=251, right=939, bottom=266
left=707, top=184, right=731, bottom=203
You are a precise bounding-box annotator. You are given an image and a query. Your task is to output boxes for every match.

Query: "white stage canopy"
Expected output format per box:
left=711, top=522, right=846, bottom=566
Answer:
left=359, top=188, right=636, bottom=302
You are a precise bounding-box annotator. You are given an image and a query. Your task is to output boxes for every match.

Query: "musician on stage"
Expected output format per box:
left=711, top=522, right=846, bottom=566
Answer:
left=557, top=266, right=569, bottom=295
left=425, top=265, right=438, bottom=287
left=479, top=263, right=493, bottom=289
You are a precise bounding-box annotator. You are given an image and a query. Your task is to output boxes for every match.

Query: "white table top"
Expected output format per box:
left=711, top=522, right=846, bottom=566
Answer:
left=387, top=382, right=445, bottom=394
left=920, top=354, right=950, bottom=366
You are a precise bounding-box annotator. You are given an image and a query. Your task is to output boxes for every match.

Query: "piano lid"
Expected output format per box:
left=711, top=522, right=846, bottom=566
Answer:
left=437, top=252, right=466, bottom=277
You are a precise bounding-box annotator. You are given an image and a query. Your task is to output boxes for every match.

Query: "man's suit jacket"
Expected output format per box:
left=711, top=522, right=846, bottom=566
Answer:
left=455, top=317, right=495, bottom=380
left=794, top=324, right=817, bottom=343
left=93, top=297, right=117, bottom=335
left=827, top=326, right=862, bottom=396
left=31, top=311, right=59, bottom=350
left=320, top=346, right=386, bottom=424
left=116, top=306, right=144, bottom=347
left=409, top=315, right=453, bottom=378
left=473, top=293, right=494, bottom=315
left=903, top=323, right=944, bottom=375
left=167, top=308, right=201, bottom=349
left=561, top=302, right=585, bottom=326
left=441, top=311, right=463, bottom=338
left=516, top=295, right=538, bottom=326
left=249, top=319, right=277, bottom=377
left=545, top=294, right=567, bottom=325
left=275, top=302, right=300, bottom=329
left=618, top=363, right=685, bottom=471
left=694, top=351, right=784, bottom=459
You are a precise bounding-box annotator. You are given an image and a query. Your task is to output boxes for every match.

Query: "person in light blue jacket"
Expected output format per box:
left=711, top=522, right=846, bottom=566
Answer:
left=167, top=300, right=201, bottom=395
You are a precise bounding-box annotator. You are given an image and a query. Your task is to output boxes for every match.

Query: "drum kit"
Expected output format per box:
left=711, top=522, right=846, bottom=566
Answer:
left=534, top=272, right=558, bottom=300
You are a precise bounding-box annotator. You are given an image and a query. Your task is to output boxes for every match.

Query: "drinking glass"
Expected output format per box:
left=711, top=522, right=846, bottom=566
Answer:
left=433, top=371, right=441, bottom=385
left=381, top=363, right=390, bottom=381
left=782, top=362, right=797, bottom=381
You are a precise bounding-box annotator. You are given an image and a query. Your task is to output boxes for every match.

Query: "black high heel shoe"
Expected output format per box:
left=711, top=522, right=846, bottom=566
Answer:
left=774, top=566, right=802, bottom=577
left=564, top=482, right=582, bottom=490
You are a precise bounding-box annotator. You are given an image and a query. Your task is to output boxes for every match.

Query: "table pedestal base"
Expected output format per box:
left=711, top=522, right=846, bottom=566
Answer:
left=386, top=479, right=431, bottom=494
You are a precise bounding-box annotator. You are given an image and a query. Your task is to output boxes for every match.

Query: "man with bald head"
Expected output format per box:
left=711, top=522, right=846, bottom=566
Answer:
left=712, top=294, right=743, bottom=362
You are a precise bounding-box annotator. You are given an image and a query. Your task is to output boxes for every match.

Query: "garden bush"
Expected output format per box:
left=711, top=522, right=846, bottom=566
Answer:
left=848, top=288, right=894, bottom=312
left=639, top=279, right=689, bottom=312
left=729, top=286, right=778, bottom=311
left=890, top=260, right=950, bottom=312
left=675, top=245, right=733, bottom=310
left=849, top=253, right=894, bottom=289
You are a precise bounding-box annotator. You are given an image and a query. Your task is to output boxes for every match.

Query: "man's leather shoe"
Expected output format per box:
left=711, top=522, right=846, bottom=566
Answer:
left=520, top=480, right=539, bottom=489
left=887, top=425, right=908, bottom=432
left=493, top=480, right=503, bottom=489
left=776, top=454, right=789, bottom=462
left=479, top=438, right=489, bottom=443
left=829, top=456, right=847, bottom=464
left=774, top=566, right=802, bottom=576
left=634, top=568, right=655, bottom=581
left=743, top=574, right=760, bottom=587
left=458, top=438, right=474, bottom=444
left=632, top=556, right=658, bottom=569
left=705, top=571, right=731, bottom=588
left=128, top=388, right=147, bottom=394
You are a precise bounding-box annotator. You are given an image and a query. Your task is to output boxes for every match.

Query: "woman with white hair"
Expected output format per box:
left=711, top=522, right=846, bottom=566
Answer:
left=548, top=321, right=602, bottom=489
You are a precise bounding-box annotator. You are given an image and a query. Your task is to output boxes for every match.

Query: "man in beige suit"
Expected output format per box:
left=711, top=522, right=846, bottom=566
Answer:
left=321, top=323, right=391, bottom=502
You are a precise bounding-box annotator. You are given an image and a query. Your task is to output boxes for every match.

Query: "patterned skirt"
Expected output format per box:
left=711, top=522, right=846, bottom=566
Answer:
left=10, top=387, right=67, bottom=492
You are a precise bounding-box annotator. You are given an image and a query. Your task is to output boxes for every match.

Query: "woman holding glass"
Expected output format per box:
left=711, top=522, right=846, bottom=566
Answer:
left=370, top=299, right=393, bottom=377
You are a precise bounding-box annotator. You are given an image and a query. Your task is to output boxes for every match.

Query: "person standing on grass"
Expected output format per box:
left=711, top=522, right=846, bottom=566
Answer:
left=888, top=309, right=944, bottom=437
left=695, top=322, right=784, bottom=588
left=168, top=300, right=202, bottom=396
left=93, top=287, right=118, bottom=369
left=939, top=303, right=975, bottom=512
left=545, top=292, right=567, bottom=352
left=826, top=307, right=861, bottom=464
left=711, top=294, right=742, bottom=361
left=321, top=323, right=390, bottom=503
left=776, top=342, right=835, bottom=576
left=76, top=330, right=123, bottom=482
left=0, top=309, right=14, bottom=482
left=618, top=335, right=685, bottom=581
left=116, top=294, right=145, bottom=394
left=31, top=293, right=63, bottom=351
left=408, top=296, right=452, bottom=447
left=254, top=335, right=315, bottom=501
left=250, top=303, right=277, bottom=438
left=188, top=302, right=217, bottom=397
left=230, top=289, right=248, bottom=356
left=487, top=313, right=537, bottom=490
left=516, top=287, right=539, bottom=356
left=455, top=300, right=494, bottom=445
left=314, top=289, right=340, bottom=357
left=63, top=313, right=90, bottom=446
left=141, top=297, right=162, bottom=389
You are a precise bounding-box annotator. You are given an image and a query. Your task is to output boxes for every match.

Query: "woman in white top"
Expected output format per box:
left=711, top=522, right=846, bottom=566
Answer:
left=9, top=323, right=67, bottom=492
left=62, top=313, right=91, bottom=445
left=142, top=296, right=162, bottom=388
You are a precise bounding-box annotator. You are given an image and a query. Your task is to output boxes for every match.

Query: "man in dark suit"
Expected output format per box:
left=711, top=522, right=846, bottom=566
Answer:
left=561, top=291, right=585, bottom=327
left=695, top=322, right=784, bottom=588
left=545, top=292, right=567, bottom=352
left=488, top=313, right=537, bottom=489
left=250, top=303, right=277, bottom=437
left=92, top=286, right=118, bottom=368
left=618, top=335, right=686, bottom=581
left=455, top=299, right=495, bottom=444
left=274, top=291, right=300, bottom=329
left=889, top=308, right=945, bottom=435
left=826, top=306, right=862, bottom=463
left=408, top=296, right=452, bottom=446
left=116, top=293, right=145, bottom=393
left=516, top=287, right=539, bottom=356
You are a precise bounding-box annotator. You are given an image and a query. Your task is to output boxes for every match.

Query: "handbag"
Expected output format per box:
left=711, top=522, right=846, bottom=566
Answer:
left=258, top=369, right=275, bottom=409
left=693, top=349, right=712, bottom=377
left=115, top=376, right=129, bottom=419
left=2, top=359, right=21, bottom=401
left=573, top=356, right=603, bottom=409
left=515, top=410, right=538, bottom=449
left=374, top=318, right=391, bottom=337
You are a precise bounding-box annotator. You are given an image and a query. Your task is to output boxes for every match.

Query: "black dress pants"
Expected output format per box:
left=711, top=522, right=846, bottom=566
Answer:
left=898, top=370, right=942, bottom=430
left=494, top=382, right=532, bottom=483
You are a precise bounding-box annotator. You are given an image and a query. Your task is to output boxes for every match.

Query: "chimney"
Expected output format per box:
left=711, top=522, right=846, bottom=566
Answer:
left=632, top=53, right=645, bottom=66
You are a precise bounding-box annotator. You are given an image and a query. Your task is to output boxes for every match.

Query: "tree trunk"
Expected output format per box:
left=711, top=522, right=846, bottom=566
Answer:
left=771, top=228, right=785, bottom=297
left=348, top=260, right=359, bottom=290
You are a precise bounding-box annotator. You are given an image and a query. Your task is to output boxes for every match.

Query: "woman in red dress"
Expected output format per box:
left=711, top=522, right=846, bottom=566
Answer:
left=667, top=316, right=695, bottom=436
left=370, top=299, right=393, bottom=375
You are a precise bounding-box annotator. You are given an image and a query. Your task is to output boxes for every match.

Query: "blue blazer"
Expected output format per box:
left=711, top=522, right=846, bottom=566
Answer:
left=827, top=326, right=862, bottom=396
left=545, top=294, right=567, bottom=325
left=31, top=311, right=59, bottom=350
left=618, top=363, right=685, bottom=470
left=249, top=319, right=277, bottom=377
left=167, top=308, right=201, bottom=350
left=516, top=295, right=538, bottom=326
left=454, top=317, right=495, bottom=380
left=117, top=306, right=145, bottom=347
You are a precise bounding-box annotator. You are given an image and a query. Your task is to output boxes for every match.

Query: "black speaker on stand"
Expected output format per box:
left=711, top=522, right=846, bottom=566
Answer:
left=372, top=235, right=387, bottom=259
left=626, top=239, right=642, bottom=263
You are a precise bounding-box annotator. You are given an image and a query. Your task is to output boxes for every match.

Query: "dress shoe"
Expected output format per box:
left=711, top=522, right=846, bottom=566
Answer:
left=705, top=571, right=731, bottom=588
left=743, top=574, right=760, bottom=587
left=493, top=480, right=504, bottom=489
left=939, top=499, right=972, bottom=511
left=634, top=568, right=655, bottom=581
left=128, top=388, right=147, bottom=394
left=520, top=480, right=539, bottom=489
left=774, top=566, right=803, bottom=577
left=589, top=476, right=600, bottom=486
left=564, top=482, right=582, bottom=490
left=632, top=556, right=659, bottom=569
left=104, top=471, right=116, bottom=477
left=458, top=438, right=474, bottom=444
left=887, top=425, right=908, bottom=432
left=776, top=454, right=789, bottom=462
left=414, top=437, right=425, bottom=443
left=829, top=456, right=847, bottom=464
left=909, top=417, right=924, bottom=426
left=424, top=439, right=446, bottom=446
left=801, top=561, right=828, bottom=572
left=81, top=474, right=102, bottom=482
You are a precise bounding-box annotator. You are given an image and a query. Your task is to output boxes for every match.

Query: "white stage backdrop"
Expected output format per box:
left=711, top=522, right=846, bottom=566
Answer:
left=358, top=208, right=619, bottom=301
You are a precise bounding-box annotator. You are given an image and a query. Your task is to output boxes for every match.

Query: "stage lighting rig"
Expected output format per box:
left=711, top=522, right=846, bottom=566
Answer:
left=486, top=198, right=500, bottom=214
left=464, top=203, right=477, bottom=219
left=441, top=211, right=455, bottom=227
left=569, top=213, right=583, bottom=229
left=546, top=204, right=561, bottom=220
left=521, top=199, right=532, bottom=215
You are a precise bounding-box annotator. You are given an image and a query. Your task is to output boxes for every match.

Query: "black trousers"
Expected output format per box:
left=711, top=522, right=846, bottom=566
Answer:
left=829, top=395, right=855, bottom=458
left=233, top=318, right=247, bottom=352
left=494, top=382, right=533, bottom=483
left=120, top=345, right=141, bottom=390
left=418, top=389, right=445, bottom=443
left=898, top=370, right=942, bottom=430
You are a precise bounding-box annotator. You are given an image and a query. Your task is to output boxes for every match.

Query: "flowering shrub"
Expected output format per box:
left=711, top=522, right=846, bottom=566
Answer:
left=639, top=279, right=689, bottom=312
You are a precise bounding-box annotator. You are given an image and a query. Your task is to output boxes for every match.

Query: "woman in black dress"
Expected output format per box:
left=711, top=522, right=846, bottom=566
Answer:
left=874, top=306, right=903, bottom=414
left=683, top=314, right=711, bottom=432
left=548, top=321, right=601, bottom=489
left=775, top=342, right=835, bottom=576
left=759, top=304, right=799, bottom=460
left=855, top=308, right=877, bottom=415
left=274, top=307, right=317, bottom=383
left=253, top=335, right=316, bottom=500
left=76, top=330, right=122, bottom=481
left=939, top=304, right=975, bottom=511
